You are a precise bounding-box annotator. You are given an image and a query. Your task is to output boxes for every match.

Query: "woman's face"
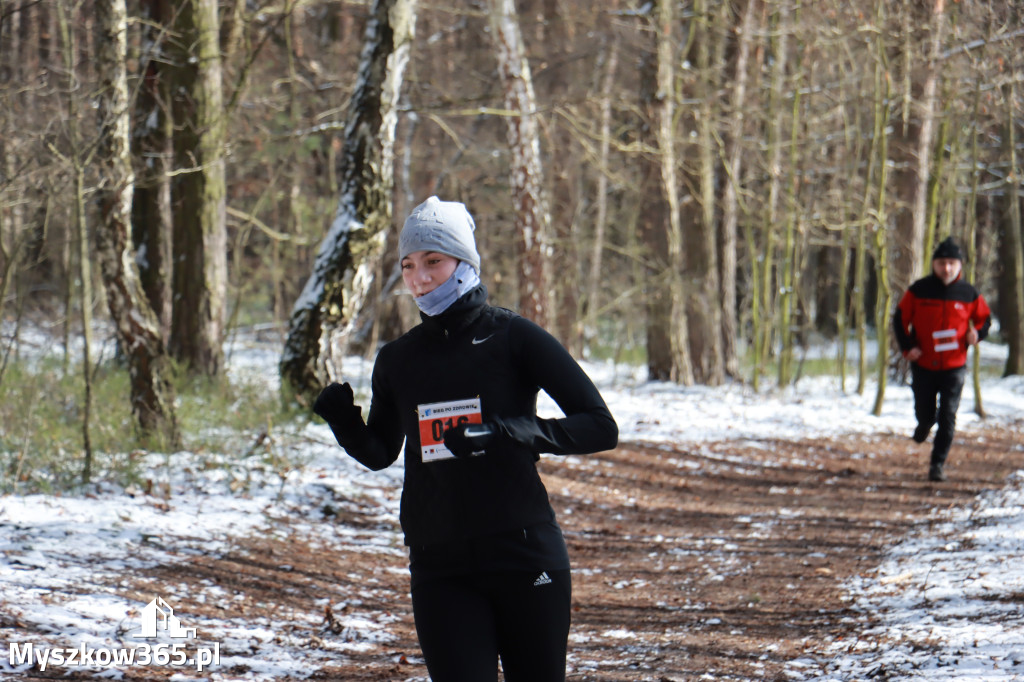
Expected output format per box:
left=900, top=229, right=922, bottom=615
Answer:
left=401, top=251, right=459, bottom=298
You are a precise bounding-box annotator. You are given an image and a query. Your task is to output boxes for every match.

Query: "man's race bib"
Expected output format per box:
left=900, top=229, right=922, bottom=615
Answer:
left=932, top=328, right=958, bottom=353
left=417, top=398, right=483, bottom=462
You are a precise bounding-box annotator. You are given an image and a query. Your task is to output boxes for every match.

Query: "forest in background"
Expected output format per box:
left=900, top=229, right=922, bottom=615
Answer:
left=1, top=0, right=1024, bottom=453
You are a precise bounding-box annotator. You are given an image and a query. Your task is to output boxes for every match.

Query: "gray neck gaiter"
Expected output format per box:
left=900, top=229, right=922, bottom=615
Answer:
left=414, top=261, right=481, bottom=317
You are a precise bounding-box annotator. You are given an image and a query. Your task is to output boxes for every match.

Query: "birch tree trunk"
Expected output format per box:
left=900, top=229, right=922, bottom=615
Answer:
left=916, top=0, right=944, bottom=276
left=280, top=0, right=418, bottom=404
left=655, top=0, right=693, bottom=385
left=486, top=0, right=553, bottom=327
left=719, top=0, right=756, bottom=381
left=168, top=0, right=228, bottom=376
left=871, top=0, right=894, bottom=417
left=94, top=0, right=179, bottom=446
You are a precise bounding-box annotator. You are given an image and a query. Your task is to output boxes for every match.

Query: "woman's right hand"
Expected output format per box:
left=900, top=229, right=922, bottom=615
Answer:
left=313, top=382, right=361, bottom=425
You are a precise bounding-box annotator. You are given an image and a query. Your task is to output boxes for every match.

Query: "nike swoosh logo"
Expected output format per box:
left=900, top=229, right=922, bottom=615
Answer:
left=463, top=426, right=492, bottom=438
left=471, top=334, right=494, bottom=345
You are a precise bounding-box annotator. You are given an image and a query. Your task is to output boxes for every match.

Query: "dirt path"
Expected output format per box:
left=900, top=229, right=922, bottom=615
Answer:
left=17, top=425, right=1023, bottom=681
left=547, top=426, right=1022, bottom=681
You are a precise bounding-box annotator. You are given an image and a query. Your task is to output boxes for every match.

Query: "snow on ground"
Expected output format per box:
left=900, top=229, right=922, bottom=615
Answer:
left=1, top=331, right=1023, bottom=680
left=795, top=468, right=1024, bottom=681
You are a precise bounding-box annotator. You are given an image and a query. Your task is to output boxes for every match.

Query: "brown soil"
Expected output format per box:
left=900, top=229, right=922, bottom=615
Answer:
left=13, top=424, right=1024, bottom=681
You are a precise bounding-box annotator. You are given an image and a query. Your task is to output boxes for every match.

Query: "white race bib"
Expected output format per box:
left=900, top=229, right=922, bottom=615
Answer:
left=932, top=328, right=958, bottom=353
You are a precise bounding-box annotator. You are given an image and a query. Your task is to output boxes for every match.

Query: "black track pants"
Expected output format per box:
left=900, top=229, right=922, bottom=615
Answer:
left=912, top=364, right=967, bottom=465
left=411, top=569, right=571, bottom=682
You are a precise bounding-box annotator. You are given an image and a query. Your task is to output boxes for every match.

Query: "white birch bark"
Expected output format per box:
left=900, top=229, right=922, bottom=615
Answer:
left=486, top=0, right=553, bottom=326
left=913, top=0, right=945, bottom=277
left=280, top=0, right=418, bottom=403
left=94, top=0, right=178, bottom=444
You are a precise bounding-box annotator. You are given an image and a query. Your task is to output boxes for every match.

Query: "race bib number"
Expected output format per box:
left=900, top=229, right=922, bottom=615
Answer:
left=417, top=398, right=483, bottom=462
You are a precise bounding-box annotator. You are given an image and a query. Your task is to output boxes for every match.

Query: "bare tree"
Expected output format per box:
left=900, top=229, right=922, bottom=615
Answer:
left=533, top=0, right=578, bottom=350
left=718, top=0, right=757, bottom=381
left=280, top=0, right=418, bottom=404
left=5, top=0, right=1024, bottom=408
left=634, top=3, right=674, bottom=382
left=964, top=78, right=985, bottom=414
left=94, top=0, right=179, bottom=446
left=486, top=0, right=553, bottom=327
left=870, top=0, right=894, bottom=417
left=167, top=0, right=228, bottom=376
left=889, top=0, right=946, bottom=296
left=0, top=1, right=31, bottom=338
left=637, top=56, right=674, bottom=382
left=775, top=4, right=806, bottom=388
left=131, top=0, right=174, bottom=338
left=750, top=1, right=791, bottom=391
left=53, top=0, right=97, bottom=481
left=584, top=16, right=619, bottom=350
left=682, top=0, right=725, bottom=385
left=1001, top=78, right=1024, bottom=377
left=655, top=0, right=694, bottom=385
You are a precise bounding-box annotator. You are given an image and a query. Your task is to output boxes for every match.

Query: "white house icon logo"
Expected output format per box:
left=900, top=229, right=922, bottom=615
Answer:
left=133, top=597, right=197, bottom=639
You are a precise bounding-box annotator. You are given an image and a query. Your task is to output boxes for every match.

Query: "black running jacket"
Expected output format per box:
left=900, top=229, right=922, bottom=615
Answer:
left=327, top=285, right=618, bottom=548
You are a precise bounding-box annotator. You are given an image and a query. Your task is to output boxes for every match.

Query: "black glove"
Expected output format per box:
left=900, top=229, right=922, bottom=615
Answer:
left=313, top=382, right=362, bottom=427
left=443, top=422, right=495, bottom=458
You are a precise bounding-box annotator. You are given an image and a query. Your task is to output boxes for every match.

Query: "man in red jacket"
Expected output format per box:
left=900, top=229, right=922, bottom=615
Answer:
left=893, top=237, right=992, bottom=481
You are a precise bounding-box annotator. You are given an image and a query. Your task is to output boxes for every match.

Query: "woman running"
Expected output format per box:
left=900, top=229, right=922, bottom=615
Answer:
left=313, top=196, right=618, bottom=682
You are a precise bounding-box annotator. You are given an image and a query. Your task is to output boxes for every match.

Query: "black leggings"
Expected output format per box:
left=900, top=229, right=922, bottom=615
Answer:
left=411, top=569, right=571, bottom=682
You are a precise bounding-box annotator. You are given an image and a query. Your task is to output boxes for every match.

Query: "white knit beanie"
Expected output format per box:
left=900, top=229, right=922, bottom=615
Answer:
left=399, top=196, right=481, bottom=274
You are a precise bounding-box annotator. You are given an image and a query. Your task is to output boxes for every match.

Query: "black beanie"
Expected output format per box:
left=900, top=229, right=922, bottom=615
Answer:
left=932, top=237, right=963, bottom=261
